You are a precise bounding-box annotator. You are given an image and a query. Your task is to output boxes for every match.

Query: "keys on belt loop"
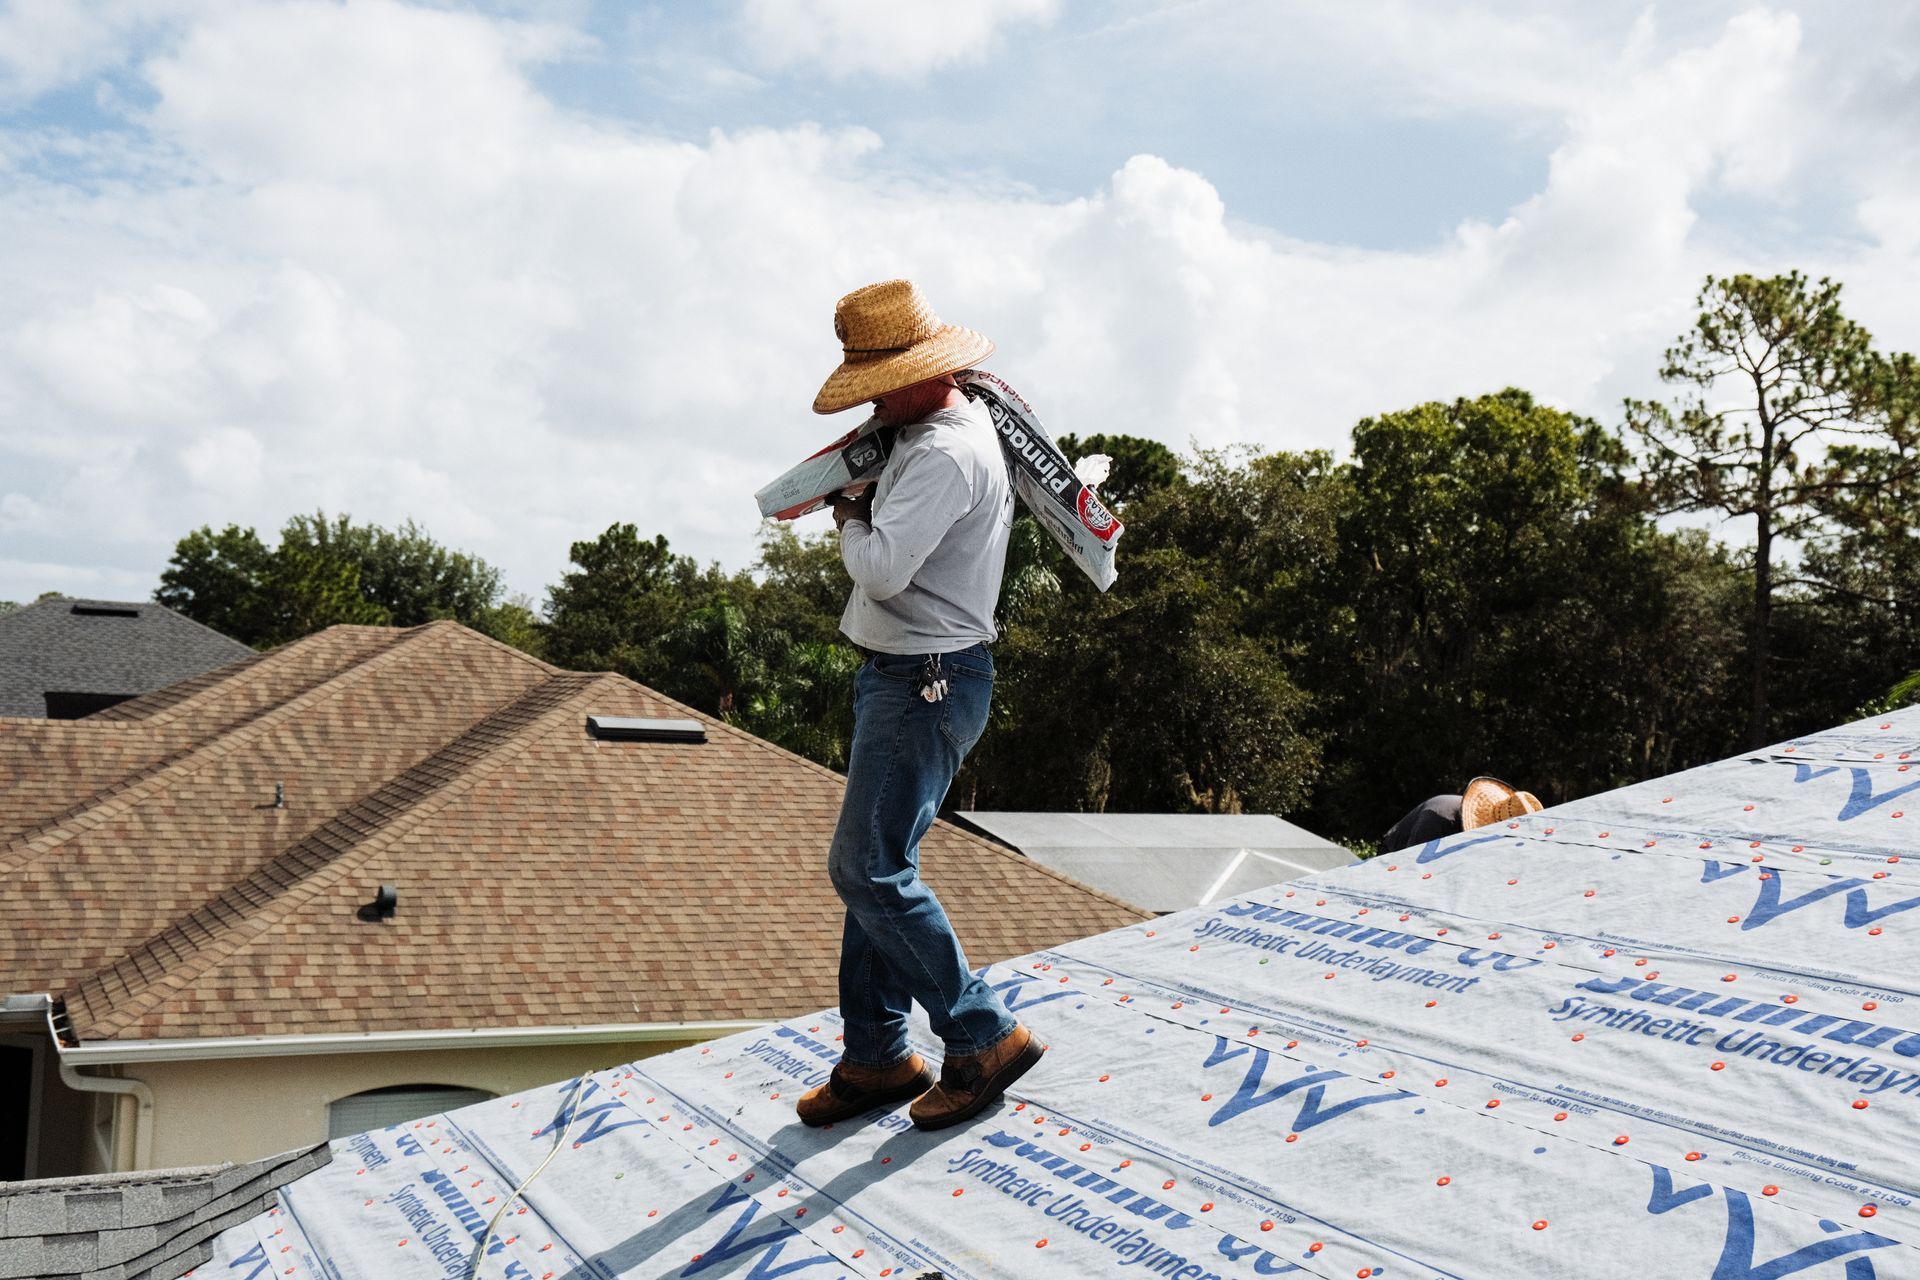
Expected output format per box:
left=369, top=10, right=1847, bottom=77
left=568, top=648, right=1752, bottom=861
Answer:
left=919, top=654, right=948, bottom=703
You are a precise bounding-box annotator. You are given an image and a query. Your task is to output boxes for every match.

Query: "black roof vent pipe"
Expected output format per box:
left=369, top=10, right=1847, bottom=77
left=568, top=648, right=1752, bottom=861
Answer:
left=357, top=885, right=398, bottom=923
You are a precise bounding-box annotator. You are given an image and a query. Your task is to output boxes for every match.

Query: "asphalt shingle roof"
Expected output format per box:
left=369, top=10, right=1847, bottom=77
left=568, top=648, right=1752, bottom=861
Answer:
left=0, top=598, right=254, bottom=719
left=0, top=1141, right=329, bottom=1280
left=0, top=621, right=1149, bottom=1046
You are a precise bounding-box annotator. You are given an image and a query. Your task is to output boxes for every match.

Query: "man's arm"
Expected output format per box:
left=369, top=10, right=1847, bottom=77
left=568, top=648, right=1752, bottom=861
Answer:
left=837, top=449, right=971, bottom=601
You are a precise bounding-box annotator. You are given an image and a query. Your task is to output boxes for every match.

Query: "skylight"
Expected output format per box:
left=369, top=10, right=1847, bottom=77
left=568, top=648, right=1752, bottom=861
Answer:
left=585, top=715, right=706, bottom=743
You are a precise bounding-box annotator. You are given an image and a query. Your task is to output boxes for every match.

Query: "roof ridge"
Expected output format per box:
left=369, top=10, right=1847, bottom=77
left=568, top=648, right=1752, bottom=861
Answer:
left=0, top=623, right=453, bottom=874
left=0, top=595, right=65, bottom=629
left=413, top=616, right=560, bottom=677
left=87, top=624, right=400, bottom=725
left=138, top=624, right=417, bottom=728
left=68, top=670, right=615, bottom=1041
left=83, top=649, right=275, bottom=723
left=142, top=597, right=261, bottom=649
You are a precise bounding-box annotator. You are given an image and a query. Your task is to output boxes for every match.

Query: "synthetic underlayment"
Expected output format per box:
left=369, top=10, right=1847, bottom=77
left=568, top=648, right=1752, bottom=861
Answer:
left=202, top=707, right=1920, bottom=1279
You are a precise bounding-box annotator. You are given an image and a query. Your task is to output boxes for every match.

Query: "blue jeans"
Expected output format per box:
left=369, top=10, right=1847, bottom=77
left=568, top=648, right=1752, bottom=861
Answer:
left=828, top=642, right=1016, bottom=1068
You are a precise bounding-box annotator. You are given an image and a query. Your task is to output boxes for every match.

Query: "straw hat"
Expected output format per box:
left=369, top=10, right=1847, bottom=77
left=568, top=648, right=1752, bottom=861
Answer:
left=813, top=279, right=995, bottom=414
left=1460, top=776, right=1543, bottom=829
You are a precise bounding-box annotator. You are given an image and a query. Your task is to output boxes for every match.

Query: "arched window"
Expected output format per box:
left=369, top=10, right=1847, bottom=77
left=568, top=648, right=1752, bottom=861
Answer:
left=327, top=1083, right=495, bottom=1139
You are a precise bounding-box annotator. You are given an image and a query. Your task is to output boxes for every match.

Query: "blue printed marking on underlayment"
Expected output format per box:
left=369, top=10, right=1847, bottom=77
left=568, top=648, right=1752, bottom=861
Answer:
left=1449, top=800, right=1913, bottom=869
left=1644, top=1166, right=1897, bottom=1280
left=1038, top=951, right=1920, bottom=1207
left=1784, top=761, right=1920, bottom=823
left=623, top=1030, right=1431, bottom=1280
left=221, top=1239, right=273, bottom=1280
left=434, top=1083, right=610, bottom=1277
left=620, top=1063, right=933, bottom=1270
left=1264, top=865, right=1920, bottom=1000
left=469, top=1066, right=878, bottom=1279
left=1018, top=1096, right=1464, bottom=1280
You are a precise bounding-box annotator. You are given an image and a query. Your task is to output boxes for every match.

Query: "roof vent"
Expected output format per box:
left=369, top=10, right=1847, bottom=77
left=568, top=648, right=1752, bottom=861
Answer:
left=357, top=885, right=398, bottom=923
left=587, top=715, right=707, bottom=743
left=70, top=603, right=140, bottom=617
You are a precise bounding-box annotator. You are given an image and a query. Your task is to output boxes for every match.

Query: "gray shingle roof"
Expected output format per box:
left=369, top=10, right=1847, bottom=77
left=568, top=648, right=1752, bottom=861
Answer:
left=0, top=598, right=253, bottom=719
left=0, top=1141, right=329, bottom=1280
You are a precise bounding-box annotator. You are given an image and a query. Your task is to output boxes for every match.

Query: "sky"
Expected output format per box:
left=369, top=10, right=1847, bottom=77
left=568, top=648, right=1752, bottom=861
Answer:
left=1, top=0, right=1917, bottom=607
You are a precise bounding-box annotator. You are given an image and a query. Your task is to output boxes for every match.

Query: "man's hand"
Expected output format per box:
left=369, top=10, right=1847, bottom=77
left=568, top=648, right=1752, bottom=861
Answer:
left=832, top=483, right=875, bottom=529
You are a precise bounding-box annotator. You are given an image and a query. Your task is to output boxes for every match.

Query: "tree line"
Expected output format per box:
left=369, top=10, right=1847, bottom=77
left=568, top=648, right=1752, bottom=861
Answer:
left=123, top=273, right=1916, bottom=847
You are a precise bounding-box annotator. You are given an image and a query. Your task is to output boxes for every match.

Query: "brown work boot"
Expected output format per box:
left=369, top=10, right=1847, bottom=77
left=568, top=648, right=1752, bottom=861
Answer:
left=795, top=1054, right=935, bottom=1127
left=909, top=1025, right=1045, bottom=1131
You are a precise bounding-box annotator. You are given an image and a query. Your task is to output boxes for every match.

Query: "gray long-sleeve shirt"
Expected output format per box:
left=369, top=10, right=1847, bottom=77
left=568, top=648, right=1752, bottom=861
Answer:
left=838, top=395, right=1013, bottom=654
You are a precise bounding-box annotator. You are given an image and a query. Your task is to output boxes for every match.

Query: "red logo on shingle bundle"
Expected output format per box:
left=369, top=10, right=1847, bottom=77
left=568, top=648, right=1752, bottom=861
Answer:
left=1077, top=490, right=1119, bottom=542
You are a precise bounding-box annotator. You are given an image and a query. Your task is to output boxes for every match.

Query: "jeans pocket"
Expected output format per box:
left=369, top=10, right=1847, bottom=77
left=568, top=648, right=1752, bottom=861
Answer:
left=939, top=674, right=993, bottom=757
left=943, top=643, right=993, bottom=684
left=867, top=653, right=924, bottom=683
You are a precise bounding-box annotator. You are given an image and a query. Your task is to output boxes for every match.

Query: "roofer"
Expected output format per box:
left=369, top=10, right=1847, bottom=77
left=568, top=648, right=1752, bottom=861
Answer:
left=793, top=279, right=1041, bottom=1132
left=1382, top=776, right=1544, bottom=852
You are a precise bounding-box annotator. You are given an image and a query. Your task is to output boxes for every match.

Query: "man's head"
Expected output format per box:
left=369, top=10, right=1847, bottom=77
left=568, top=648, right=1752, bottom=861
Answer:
left=871, top=375, right=960, bottom=426
left=813, top=279, right=993, bottom=415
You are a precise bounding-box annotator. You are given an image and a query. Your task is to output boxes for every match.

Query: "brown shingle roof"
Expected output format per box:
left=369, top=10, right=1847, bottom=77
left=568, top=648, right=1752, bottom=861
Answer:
left=0, top=621, right=1148, bottom=1044
left=0, top=626, right=419, bottom=846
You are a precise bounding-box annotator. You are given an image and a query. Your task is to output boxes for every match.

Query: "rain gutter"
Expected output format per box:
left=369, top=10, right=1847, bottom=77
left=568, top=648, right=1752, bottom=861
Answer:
left=1, top=994, right=155, bottom=1172
left=55, top=1018, right=767, bottom=1065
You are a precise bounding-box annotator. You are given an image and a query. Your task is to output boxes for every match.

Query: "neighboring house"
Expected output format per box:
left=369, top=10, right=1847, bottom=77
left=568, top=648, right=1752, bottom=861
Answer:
left=0, top=597, right=254, bottom=719
left=0, top=621, right=1148, bottom=1181
left=955, top=810, right=1356, bottom=913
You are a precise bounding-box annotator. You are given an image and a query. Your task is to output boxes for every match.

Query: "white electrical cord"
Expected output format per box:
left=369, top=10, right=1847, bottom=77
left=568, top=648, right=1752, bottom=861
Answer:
left=468, top=1070, right=593, bottom=1279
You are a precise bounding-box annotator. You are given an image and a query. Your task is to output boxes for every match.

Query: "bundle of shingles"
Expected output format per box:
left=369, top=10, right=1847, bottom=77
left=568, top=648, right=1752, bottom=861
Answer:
left=0, top=1142, right=329, bottom=1280
left=755, top=369, right=1123, bottom=591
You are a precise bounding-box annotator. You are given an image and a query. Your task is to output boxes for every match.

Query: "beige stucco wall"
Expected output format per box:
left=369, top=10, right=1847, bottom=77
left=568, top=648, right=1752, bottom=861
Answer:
left=124, top=1037, right=709, bottom=1170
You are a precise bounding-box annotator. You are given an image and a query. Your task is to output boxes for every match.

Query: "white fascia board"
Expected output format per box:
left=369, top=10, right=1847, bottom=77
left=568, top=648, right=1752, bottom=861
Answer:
left=59, top=1019, right=767, bottom=1065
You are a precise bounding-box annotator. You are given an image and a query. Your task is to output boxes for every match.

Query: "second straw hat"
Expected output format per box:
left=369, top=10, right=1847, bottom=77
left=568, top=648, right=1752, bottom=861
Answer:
left=1460, top=776, right=1544, bottom=830
left=813, top=280, right=995, bottom=414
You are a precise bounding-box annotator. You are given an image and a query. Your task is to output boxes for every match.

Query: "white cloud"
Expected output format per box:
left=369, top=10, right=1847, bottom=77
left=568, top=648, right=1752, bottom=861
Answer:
left=1111, top=0, right=1656, bottom=126
left=0, top=492, right=45, bottom=533
left=1478, top=11, right=1805, bottom=288
left=141, top=0, right=584, bottom=184
left=735, top=0, right=1060, bottom=80
left=0, top=0, right=1916, bottom=607
left=0, top=0, right=196, bottom=103
left=0, top=555, right=153, bottom=598
left=180, top=424, right=264, bottom=495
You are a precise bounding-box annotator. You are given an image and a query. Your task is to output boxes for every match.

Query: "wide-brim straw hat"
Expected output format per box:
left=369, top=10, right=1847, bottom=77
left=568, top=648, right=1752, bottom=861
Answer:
left=1460, top=776, right=1544, bottom=830
left=813, top=279, right=995, bottom=414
